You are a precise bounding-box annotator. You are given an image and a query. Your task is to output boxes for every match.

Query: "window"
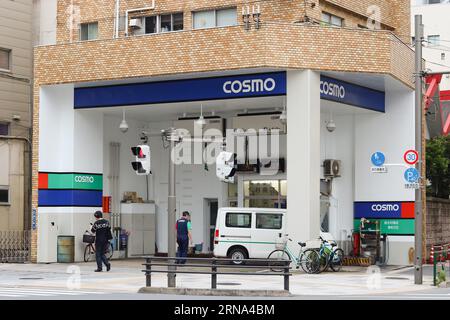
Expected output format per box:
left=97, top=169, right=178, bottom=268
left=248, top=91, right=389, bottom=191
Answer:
left=225, top=212, right=251, bottom=228
left=144, top=13, right=183, bottom=34
left=0, top=48, right=11, bottom=71
left=244, top=180, right=287, bottom=209
left=256, top=214, right=282, bottom=230
left=80, top=22, right=98, bottom=41
left=321, top=12, right=344, bottom=27
left=0, top=123, right=9, bottom=136
left=428, top=35, right=440, bottom=46
left=193, top=8, right=237, bottom=29
left=173, top=13, right=184, bottom=31
left=216, top=8, right=237, bottom=27
left=228, top=182, right=238, bottom=207
left=0, top=188, right=8, bottom=204
left=145, top=16, right=157, bottom=34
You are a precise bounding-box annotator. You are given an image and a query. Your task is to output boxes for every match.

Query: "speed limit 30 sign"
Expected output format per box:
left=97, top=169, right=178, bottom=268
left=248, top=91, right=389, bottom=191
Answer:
left=404, top=150, right=419, bottom=165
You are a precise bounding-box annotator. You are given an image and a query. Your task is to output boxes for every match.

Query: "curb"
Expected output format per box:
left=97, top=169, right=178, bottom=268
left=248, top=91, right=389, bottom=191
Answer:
left=138, top=287, right=291, bottom=297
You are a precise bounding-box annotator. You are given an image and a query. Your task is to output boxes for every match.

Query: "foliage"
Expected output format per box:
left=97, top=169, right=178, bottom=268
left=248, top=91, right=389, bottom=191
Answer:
left=426, top=135, right=450, bottom=199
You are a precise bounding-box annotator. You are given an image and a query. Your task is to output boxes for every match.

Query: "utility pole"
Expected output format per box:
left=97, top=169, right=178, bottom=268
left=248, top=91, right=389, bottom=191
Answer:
left=414, top=14, right=424, bottom=285
left=167, top=129, right=177, bottom=288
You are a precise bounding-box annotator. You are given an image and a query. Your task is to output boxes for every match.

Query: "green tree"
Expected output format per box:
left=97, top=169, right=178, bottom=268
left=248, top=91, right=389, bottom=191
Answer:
left=426, top=135, right=450, bottom=198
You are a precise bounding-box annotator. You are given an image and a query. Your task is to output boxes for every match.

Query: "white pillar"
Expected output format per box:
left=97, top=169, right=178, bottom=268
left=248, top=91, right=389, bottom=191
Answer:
left=286, top=70, right=321, bottom=243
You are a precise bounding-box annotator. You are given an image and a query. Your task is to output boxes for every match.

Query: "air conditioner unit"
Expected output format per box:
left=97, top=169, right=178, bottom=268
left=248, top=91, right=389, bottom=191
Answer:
left=232, top=113, right=285, bottom=133
left=174, top=117, right=225, bottom=138
left=323, top=159, right=341, bottom=178
left=129, top=18, right=142, bottom=29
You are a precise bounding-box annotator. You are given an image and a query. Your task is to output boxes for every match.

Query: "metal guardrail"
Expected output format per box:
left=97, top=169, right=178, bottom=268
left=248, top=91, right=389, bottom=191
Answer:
left=141, top=256, right=292, bottom=291
left=0, top=230, right=31, bottom=263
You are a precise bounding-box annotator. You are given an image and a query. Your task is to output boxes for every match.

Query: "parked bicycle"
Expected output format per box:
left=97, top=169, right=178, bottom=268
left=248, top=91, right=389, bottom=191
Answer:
left=316, top=236, right=344, bottom=273
left=267, top=235, right=320, bottom=274
left=83, top=228, right=114, bottom=263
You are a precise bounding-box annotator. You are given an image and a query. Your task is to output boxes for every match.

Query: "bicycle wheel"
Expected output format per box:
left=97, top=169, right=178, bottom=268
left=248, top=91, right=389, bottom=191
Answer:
left=299, top=249, right=320, bottom=274
left=267, top=250, right=290, bottom=272
left=317, top=251, right=330, bottom=273
left=330, top=248, right=344, bottom=272
left=84, top=245, right=93, bottom=262
left=105, top=242, right=114, bottom=260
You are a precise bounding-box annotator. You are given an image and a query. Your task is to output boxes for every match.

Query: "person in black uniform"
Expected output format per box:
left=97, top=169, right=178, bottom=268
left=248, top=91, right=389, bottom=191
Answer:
left=91, top=211, right=112, bottom=272
left=175, top=211, right=192, bottom=264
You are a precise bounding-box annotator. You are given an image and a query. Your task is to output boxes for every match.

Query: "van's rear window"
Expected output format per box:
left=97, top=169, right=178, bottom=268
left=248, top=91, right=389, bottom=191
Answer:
left=225, top=213, right=252, bottom=228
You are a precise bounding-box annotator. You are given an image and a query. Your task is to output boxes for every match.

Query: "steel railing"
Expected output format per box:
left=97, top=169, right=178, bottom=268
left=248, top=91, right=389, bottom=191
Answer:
left=141, top=256, right=292, bottom=291
left=0, top=230, right=31, bottom=263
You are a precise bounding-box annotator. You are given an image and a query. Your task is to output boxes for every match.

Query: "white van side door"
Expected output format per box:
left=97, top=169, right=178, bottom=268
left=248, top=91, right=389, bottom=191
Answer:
left=251, top=212, right=284, bottom=259
left=219, top=211, right=253, bottom=253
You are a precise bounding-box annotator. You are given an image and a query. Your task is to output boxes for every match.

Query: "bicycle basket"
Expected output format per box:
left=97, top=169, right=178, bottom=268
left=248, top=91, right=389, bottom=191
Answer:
left=275, top=238, right=287, bottom=250
left=83, top=234, right=95, bottom=244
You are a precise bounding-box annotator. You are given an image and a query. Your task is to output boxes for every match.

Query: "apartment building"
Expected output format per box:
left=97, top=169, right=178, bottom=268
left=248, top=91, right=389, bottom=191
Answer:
left=33, top=1, right=416, bottom=265
left=411, top=0, right=450, bottom=137
left=0, top=0, right=33, bottom=232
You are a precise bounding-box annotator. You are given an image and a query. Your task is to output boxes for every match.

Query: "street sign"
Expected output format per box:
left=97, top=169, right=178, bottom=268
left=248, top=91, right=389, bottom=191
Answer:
left=354, top=219, right=415, bottom=235
left=371, top=166, right=387, bottom=173
left=371, top=152, right=385, bottom=167
left=404, top=168, right=419, bottom=183
left=404, top=149, right=419, bottom=165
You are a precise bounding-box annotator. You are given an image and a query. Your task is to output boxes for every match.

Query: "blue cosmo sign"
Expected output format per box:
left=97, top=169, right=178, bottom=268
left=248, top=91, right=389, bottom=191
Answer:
left=74, top=72, right=286, bottom=109
left=320, top=76, right=385, bottom=112
left=74, top=72, right=385, bottom=112
left=354, top=202, right=415, bottom=219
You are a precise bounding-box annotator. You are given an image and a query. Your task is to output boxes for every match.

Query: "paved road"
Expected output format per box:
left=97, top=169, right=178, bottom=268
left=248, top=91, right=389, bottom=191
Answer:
left=0, top=260, right=447, bottom=300
left=0, top=287, right=106, bottom=299
left=1, top=288, right=449, bottom=300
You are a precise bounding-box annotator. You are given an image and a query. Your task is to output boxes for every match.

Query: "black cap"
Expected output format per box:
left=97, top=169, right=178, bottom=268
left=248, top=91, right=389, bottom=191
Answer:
left=94, top=211, right=103, bottom=218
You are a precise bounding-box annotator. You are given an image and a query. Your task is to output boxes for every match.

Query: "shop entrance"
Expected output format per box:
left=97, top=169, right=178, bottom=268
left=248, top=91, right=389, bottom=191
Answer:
left=204, top=199, right=218, bottom=252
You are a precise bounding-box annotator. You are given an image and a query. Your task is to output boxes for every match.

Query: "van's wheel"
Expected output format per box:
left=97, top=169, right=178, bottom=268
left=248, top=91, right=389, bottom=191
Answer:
left=229, top=248, right=247, bottom=265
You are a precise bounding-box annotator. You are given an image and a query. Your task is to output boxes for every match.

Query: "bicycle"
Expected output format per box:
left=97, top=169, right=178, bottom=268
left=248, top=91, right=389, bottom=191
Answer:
left=83, top=229, right=114, bottom=263
left=315, top=236, right=344, bottom=273
left=267, top=236, right=320, bottom=274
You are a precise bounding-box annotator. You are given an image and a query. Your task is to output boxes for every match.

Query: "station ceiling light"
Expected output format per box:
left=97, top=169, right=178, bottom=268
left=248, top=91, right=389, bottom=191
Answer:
left=195, top=104, right=206, bottom=127
left=119, top=109, right=129, bottom=133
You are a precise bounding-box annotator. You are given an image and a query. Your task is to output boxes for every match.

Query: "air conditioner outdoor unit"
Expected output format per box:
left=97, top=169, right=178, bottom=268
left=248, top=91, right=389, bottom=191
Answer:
left=323, top=159, right=341, bottom=178
left=129, top=18, right=142, bottom=28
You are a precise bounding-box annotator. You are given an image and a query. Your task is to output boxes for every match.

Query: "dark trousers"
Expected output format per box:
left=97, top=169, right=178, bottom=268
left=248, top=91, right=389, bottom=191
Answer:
left=95, top=241, right=109, bottom=270
left=176, top=238, right=189, bottom=264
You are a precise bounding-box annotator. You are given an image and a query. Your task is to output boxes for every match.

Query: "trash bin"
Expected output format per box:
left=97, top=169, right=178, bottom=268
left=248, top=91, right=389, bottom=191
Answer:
left=119, top=233, right=128, bottom=250
left=57, top=235, right=75, bottom=263
left=194, top=243, right=203, bottom=254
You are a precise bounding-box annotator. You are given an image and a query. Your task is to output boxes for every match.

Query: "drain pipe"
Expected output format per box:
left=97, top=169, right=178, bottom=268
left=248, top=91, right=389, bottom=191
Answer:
left=125, top=1, right=156, bottom=37
left=114, top=0, right=120, bottom=38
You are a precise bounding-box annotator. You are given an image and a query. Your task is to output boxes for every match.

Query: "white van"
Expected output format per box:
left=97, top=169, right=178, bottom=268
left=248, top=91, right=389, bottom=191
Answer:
left=213, top=207, right=287, bottom=263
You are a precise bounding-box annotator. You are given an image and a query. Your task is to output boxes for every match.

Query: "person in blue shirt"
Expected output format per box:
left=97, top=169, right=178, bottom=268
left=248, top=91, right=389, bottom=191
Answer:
left=175, top=211, right=192, bottom=264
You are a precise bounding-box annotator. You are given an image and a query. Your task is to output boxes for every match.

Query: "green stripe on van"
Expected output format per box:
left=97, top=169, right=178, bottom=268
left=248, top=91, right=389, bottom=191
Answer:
left=217, top=240, right=277, bottom=245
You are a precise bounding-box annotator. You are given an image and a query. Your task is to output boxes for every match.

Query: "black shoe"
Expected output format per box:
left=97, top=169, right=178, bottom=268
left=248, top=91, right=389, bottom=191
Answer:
left=94, top=269, right=102, bottom=272
left=106, top=263, right=111, bottom=272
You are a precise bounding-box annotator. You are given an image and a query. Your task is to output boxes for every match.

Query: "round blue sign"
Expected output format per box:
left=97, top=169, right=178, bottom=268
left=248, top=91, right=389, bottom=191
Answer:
left=404, top=168, right=419, bottom=183
left=371, top=152, right=385, bottom=167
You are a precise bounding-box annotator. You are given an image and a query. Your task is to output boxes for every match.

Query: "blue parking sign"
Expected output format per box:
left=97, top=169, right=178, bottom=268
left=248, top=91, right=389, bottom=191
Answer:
left=371, top=152, right=385, bottom=167
left=404, top=168, right=419, bottom=183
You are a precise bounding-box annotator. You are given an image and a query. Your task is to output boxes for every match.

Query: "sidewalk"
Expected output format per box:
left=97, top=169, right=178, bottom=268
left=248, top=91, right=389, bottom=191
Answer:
left=0, top=260, right=437, bottom=297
